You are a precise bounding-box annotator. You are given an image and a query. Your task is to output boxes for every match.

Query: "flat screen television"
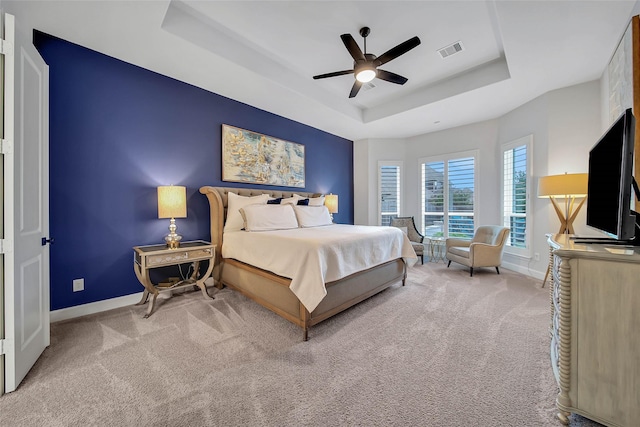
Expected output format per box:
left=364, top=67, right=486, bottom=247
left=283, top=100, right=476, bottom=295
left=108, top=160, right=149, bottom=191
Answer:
left=581, top=108, right=639, bottom=244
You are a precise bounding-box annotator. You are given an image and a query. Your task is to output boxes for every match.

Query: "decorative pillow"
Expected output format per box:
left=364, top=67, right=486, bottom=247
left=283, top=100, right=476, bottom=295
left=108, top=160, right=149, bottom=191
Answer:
left=224, top=192, right=270, bottom=232
left=293, top=205, right=333, bottom=228
left=267, top=198, right=283, bottom=204
left=297, top=198, right=310, bottom=206
left=281, top=195, right=302, bottom=205
left=239, top=204, right=299, bottom=231
left=308, top=196, right=325, bottom=206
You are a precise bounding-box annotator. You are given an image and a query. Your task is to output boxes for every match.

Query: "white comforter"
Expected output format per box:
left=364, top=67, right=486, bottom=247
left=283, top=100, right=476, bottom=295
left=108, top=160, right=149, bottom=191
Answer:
left=222, top=224, right=417, bottom=312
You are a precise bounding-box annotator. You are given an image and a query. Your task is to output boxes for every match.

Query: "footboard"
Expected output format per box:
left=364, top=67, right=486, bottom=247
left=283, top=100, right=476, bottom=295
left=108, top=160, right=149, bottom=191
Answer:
left=220, top=257, right=406, bottom=340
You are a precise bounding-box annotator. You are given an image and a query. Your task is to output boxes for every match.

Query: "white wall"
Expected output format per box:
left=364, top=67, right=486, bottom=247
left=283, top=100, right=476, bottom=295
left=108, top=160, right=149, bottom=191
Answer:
left=354, top=80, right=602, bottom=280
left=405, top=119, right=500, bottom=228
left=353, top=138, right=405, bottom=225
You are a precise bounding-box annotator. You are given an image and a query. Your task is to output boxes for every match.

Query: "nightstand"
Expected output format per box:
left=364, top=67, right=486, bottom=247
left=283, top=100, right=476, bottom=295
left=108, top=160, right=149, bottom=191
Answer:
left=133, top=240, right=216, bottom=318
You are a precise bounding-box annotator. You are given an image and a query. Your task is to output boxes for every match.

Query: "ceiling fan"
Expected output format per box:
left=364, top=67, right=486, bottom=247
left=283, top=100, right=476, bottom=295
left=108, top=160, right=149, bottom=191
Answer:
left=313, top=27, right=421, bottom=98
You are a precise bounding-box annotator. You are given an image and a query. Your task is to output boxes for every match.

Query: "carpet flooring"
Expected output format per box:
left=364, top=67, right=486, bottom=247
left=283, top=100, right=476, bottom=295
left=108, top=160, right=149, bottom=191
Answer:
left=0, top=262, right=603, bottom=426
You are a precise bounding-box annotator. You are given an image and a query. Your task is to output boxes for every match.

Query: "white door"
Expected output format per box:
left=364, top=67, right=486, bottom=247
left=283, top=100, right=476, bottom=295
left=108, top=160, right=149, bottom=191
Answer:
left=1, top=12, right=50, bottom=393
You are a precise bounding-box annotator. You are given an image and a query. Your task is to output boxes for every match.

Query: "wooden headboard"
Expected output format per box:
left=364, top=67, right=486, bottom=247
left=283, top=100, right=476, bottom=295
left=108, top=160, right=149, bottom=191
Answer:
left=199, top=186, right=321, bottom=279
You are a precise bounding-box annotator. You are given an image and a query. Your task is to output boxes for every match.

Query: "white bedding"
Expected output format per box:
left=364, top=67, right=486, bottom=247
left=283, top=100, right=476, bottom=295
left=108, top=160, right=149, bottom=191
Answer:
left=222, top=224, right=418, bottom=312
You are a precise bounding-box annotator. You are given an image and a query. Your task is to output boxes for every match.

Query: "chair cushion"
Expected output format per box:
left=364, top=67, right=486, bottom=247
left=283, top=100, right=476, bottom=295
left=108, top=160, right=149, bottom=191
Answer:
left=448, top=246, right=470, bottom=259
left=411, top=242, right=424, bottom=255
left=390, top=217, right=423, bottom=243
left=472, top=226, right=506, bottom=245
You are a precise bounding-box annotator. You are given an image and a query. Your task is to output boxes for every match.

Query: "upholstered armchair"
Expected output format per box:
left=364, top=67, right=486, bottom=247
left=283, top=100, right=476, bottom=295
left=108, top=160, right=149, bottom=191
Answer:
left=445, top=226, right=510, bottom=276
left=390, top=216, right=425, bottom=264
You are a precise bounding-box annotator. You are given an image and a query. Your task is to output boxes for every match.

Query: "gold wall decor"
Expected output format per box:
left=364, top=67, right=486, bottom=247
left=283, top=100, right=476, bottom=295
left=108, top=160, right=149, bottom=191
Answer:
left=222, top=124, right=305, bottom=188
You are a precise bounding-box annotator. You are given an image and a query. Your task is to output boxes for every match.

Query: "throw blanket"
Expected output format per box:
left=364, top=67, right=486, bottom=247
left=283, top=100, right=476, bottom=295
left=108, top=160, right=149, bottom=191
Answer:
left=222, top=224, right=417, bottom=312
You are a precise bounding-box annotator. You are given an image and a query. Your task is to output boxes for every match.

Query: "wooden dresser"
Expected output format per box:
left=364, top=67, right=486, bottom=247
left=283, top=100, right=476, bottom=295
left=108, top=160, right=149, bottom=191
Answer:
left=547, top=234, right=640, bottom=426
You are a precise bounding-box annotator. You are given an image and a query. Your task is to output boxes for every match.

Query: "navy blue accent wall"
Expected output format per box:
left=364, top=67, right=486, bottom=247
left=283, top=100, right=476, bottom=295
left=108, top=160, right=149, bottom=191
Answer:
left=34, top=31, right=354, bottom=311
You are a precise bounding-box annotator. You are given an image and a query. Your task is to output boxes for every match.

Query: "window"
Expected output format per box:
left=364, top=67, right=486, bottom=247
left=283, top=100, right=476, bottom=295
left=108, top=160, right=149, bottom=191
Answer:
left=420, top=151, right=477, bottom=239
left=378, top=161, right=402, bottom=226
left=502, top=135, right=532, bottom=257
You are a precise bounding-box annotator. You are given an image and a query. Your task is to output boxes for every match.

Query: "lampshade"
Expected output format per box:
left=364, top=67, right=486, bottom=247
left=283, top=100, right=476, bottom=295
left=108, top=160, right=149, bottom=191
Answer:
left=537, top=173, right=588, bottom=198
left=324, top=193, right=339, bottom=214
left=157, top=185, right=187, bottom=219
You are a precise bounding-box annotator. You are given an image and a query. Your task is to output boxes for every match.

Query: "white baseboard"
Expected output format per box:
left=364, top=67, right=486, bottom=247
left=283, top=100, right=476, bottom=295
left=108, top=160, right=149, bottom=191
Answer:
left=50, top=292, right=144, bottom=323
left=501, top=261, right=546, bottom=282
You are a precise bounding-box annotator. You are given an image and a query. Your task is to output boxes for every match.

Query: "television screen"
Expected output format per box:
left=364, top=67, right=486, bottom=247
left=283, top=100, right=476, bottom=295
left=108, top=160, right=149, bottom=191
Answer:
left=586, top=108, right=636, bottom=241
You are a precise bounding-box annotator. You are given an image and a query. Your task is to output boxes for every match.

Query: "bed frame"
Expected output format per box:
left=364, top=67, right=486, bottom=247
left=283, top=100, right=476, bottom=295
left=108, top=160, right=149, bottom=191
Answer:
left=199, top=186, right=407, bottom=340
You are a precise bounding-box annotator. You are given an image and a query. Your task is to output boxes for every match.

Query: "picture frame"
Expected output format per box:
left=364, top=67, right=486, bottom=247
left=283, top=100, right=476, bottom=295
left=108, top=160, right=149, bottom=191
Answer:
left=221, top=124, right=305, bottom=188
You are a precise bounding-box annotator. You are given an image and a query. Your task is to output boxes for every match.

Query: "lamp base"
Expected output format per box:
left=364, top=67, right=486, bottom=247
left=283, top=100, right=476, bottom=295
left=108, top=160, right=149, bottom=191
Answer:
left=164, top=218, right=182, bottom=249
left=549, top=195, right=586, bottom=234
left=165, top=233, right=182, bottom=249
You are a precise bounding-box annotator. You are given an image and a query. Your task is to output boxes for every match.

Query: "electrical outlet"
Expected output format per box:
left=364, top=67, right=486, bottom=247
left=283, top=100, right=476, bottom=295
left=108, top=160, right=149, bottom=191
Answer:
left=73, top=278, right=84, bottom=292
left=534, top=253, right=540, bottom=261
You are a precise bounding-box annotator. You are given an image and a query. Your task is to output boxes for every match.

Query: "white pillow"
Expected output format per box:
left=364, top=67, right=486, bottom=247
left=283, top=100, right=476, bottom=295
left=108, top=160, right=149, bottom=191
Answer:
left=308, top=195, right=325, bottom=206
left=293, top=205, right=333, bottom=228
left=281, top=195, right=302, bottom=205
left=224, top=192, right=270, bottom=232
left=240, top=204, right=299, bottom=231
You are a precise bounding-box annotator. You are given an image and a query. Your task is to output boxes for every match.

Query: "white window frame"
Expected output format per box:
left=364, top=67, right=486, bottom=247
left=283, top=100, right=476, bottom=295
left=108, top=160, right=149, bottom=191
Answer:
left=501, top=135, right=533, bottom=258
left=378, top=161, right=403, bottom=226
left=419, top=150, right=478, bottom=238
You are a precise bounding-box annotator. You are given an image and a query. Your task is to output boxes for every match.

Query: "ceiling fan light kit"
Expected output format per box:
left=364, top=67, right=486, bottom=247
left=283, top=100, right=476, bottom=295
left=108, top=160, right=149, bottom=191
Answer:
left=313, top=26, right=421, bottom=98
left=355, top=67, right=376, bottom=83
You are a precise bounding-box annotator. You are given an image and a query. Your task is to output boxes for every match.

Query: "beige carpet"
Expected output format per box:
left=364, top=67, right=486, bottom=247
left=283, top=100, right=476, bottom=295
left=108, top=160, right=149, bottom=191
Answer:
left=0, top=262, right=603, bottom=426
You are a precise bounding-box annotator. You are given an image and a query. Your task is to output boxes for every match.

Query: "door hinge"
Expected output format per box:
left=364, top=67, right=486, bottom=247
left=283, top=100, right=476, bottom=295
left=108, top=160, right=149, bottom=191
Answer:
left=0, top=339, right=12, bottom=356
left=0, top=39, right=13, bottom=55
left=0, top=139, right=13, bottom=154
left=0, top=239, right=14, bottom=254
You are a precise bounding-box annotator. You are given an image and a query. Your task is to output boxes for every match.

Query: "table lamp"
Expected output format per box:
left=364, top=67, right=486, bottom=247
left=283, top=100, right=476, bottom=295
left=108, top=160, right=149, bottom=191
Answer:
left=324, top=193, right=338, bottom=221
left=538, top=173, right=588, bottom=288
left=538, top=173, right=588, bottom=234
left=158, top=185, right=187, bottom=249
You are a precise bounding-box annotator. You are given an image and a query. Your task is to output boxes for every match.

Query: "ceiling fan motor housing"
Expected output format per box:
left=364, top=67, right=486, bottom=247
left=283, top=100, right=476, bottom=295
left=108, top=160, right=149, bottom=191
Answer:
left=354, top=54, right=378, bottom=82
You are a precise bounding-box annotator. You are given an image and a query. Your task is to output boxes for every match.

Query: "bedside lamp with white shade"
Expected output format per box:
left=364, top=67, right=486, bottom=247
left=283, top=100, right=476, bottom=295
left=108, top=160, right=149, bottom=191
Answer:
left=324, top=193, right=338, bottom=222
left=157, top=185, right=187, bottom=249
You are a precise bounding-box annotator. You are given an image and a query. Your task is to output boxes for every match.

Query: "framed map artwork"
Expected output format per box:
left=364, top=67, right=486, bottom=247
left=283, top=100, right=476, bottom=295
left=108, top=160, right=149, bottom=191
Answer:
left=221, top=124, right=305, bottom=188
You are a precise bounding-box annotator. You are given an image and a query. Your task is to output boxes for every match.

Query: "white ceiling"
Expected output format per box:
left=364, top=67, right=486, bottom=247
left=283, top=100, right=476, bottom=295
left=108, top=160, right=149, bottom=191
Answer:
left=6, top=0, right=638, bottom=140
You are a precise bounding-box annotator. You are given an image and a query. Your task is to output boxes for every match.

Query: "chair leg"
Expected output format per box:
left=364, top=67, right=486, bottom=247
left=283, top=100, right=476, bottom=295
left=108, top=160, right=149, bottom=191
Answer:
left=470, top=267, right=473, bottom=277
left=421, top=254, right=424, bottom=264
left=496, top=266, right=500, bottom=275
left=447, top=260, right=451, bottom=268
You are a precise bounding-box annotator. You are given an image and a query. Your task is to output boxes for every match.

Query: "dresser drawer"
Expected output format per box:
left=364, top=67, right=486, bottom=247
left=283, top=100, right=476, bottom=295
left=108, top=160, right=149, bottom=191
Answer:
left=147, top=247, right=213, bottom=267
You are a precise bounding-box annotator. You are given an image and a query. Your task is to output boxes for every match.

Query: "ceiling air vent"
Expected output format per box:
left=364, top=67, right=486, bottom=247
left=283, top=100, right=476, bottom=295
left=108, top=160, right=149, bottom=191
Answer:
left=437, top=41, right=464, bottom=59
left=361, top=82, right=376, bottom=92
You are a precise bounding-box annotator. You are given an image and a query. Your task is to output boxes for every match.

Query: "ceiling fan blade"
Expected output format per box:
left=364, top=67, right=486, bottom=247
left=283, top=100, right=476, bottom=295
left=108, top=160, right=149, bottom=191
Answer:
left=375, top=36, right=421, bottom=66
left=376, top=69, right=408, bottom=85
left=313, top=70, right=354, bottom=80
left=340, top=33, right=365, bottom=62
left=349, top=80, right=363, bottom=98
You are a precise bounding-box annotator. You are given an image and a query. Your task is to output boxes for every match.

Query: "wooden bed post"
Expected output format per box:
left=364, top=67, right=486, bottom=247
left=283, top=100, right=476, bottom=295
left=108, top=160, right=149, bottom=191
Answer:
left=199, top=187, right=225, bottom=284
left=300, top=303, right=310, bottom=341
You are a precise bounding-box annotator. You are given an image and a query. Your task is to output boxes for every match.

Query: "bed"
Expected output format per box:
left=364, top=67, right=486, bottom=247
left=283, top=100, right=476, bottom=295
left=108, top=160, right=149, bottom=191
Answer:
left=199, top=186, right=416, bottom=340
